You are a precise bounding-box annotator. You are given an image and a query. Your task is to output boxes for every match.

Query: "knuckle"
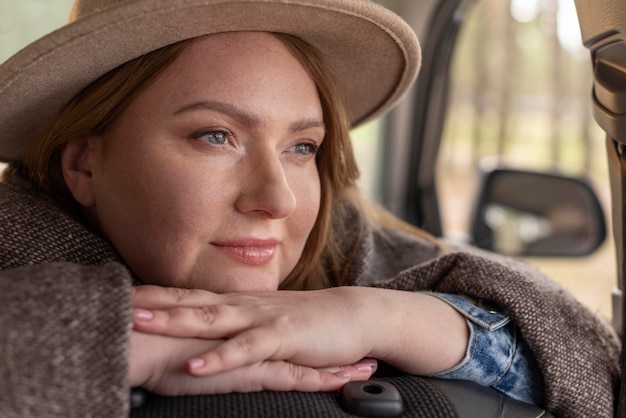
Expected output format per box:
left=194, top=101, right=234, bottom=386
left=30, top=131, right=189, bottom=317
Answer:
left=167, top=287, right=192, bottom=304
left=195, top=305, right=225, bottom=325
left=284, top=362, right=305, bottom=385
left=231, top=333, right=257, bottom=356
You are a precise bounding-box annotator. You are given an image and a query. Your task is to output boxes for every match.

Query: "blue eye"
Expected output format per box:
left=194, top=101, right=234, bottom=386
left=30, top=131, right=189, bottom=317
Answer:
left=292, top=143, right=320, bottom=156
left=189, top=129, right=232, bottom=145
left=198, top=131, right=228, bottom=145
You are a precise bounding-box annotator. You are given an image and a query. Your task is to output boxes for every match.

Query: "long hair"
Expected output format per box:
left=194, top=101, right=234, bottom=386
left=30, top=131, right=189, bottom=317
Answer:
left=273, top=34, right=362, bottom=290
left=23, top=34, right=440, bottom=291
left=275, top=34, right=442, bottom=290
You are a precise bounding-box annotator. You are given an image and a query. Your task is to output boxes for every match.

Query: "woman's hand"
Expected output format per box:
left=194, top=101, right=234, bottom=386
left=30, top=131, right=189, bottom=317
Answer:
left=129, top=330, right=376, bottom=395
left=132, top=285, right=468, bottom=378
left=132, top=285, right=378, bottom=377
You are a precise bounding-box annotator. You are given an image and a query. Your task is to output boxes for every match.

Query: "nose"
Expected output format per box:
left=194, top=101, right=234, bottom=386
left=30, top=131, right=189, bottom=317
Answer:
left=235, top=154, right=297, bottom=219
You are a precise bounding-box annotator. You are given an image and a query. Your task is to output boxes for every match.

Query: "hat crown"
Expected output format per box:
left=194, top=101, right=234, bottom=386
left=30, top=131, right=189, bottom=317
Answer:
left=70, top=0, right=129, bottom=21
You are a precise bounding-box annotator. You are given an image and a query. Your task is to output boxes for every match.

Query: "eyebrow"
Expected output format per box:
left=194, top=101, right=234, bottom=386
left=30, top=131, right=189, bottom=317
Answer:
left=174, top=100, right=325, bottom=133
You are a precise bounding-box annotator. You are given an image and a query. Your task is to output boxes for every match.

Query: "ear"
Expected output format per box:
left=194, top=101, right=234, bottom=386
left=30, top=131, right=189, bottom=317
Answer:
left=61, top=138, right=98, bottom=207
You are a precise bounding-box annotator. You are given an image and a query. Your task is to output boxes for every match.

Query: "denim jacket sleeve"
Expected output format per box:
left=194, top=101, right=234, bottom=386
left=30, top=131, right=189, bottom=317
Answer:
left=426, top=292, right=545, bottom=406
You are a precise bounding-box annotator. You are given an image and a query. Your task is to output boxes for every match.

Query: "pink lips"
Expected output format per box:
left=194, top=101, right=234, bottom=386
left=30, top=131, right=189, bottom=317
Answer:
left=212, top=239, right=278, bottom=265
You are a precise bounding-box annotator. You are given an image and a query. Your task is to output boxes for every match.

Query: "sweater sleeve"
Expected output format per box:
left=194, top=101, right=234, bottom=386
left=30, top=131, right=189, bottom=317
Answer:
left=364, top=249, right=620, bottom=417
left=0, top=261, right=133, bottom=418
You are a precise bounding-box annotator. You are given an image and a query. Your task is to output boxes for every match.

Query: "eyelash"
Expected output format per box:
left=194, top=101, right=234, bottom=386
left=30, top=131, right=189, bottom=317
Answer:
left=192, top=129, right=232, bottom=145
left=291, top=142, right=321, bottom=156
left=190, top=128, right=321, bottom=157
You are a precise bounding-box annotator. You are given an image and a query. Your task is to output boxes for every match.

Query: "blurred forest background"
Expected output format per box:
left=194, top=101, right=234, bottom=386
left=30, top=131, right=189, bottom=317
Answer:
left=0, top=0, right=74, bottom=62
left=439, top=0, right=614, bottom=320
left=360, top=0, right=614, bottom=320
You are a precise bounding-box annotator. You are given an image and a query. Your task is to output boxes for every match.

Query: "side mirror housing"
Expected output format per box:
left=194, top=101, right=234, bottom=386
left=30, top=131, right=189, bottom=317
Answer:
left=470, top=167, right=607, bottom=257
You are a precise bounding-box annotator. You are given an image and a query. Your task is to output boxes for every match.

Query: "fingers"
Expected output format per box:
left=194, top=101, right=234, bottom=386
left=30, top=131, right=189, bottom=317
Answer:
left=265, top=359, right=377, bottom=392
left=318, top=358, right=378, bottom=376
left=185, top=326, right=288, bottom=375
left=132, top=331, right=377, bottom=396
left=228, top=360, right=377, bottom=392
left=132, top=285, right=222, bottom=309
left=131, top=286, right=372, bottom=383
left=133, top=305, right=290, bottom=374
left=133, top=304, right=251, bottom=339
left=132, top=301, right=365, bottom=376
left=245, top=361, right=369, bottom=392
left=183, top=332, right=376, bottom=380
left=146, top=359, right=376, bottom=396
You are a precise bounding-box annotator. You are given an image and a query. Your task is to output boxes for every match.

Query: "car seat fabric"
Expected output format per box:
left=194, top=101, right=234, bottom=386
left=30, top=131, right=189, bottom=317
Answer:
left=130, top=376, right=457, bottom=418
left=129, top=375, right=552, bottom=417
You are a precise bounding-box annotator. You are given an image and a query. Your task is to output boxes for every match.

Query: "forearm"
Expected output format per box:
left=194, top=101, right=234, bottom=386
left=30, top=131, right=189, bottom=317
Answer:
left=358, top=288, right=469, bottom=375
left=359, top=288, right=545, bottom=405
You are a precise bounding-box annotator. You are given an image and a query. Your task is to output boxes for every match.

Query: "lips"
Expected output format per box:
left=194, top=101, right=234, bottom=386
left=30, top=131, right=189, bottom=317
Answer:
left=212, top=239, right=278, bottom=265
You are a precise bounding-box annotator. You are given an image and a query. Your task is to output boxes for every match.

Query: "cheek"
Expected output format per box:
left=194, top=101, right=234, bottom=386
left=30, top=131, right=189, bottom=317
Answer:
left=301, top=190, right=321, bottom=234
left=93, top=139, right=218, bottom=245
left=286, top=173, right=321, bottom=277
left=293, top=168, right=322, bottom=232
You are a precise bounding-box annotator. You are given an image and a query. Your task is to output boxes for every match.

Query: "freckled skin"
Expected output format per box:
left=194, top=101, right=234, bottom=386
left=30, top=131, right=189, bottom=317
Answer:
left=82, top=33, right=323, bottom=292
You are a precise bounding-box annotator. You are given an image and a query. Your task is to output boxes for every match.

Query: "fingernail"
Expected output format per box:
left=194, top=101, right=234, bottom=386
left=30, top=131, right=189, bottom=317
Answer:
left=188, top=358, right=206, bottom=370
left=333, top=370, right=351, bottom=379
left=134, top=308, right=154, bottom=321
left=354, top=358, right=378, bottom=372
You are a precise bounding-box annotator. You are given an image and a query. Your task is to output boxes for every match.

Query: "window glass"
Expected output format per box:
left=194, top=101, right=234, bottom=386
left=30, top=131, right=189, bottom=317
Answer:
left=440, top=0, right=613, bottom=319
left=351, top=121, right=383, bottom=201
left=0, top=0, right=74, bottom=172
left=0, top=0, right=74, bottom=62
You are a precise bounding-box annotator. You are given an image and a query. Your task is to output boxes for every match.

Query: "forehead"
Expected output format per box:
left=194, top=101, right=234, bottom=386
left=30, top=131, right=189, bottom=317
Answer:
left=177, top=31, right=305, bottom=74
left=120, top=31, right=324, bottom=128
left=191, top=31, right=287, bottom=51
left=153, top=31, right=316, bottom=93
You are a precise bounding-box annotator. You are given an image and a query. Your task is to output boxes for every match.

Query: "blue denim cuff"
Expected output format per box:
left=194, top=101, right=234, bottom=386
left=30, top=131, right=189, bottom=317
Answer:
left=429, top=292, right=510, bottom=331
left=426, top=292, right=544, bottom=405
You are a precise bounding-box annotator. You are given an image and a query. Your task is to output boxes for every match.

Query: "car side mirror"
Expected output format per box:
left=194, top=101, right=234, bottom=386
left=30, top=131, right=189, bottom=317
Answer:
left=470, top=167, right=607, bottom=257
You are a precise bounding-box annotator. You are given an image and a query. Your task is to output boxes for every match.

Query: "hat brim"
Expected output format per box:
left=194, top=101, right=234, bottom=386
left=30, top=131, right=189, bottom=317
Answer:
left=0, top=0, right=420, bottom=162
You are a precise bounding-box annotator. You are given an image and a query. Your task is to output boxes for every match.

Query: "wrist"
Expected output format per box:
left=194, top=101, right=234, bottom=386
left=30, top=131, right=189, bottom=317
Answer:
left=128, top=331, right=152, bottom=387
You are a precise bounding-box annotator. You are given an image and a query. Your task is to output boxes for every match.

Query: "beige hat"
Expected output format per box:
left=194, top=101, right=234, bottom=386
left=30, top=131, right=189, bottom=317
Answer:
left=0, top=0, right=420, bottom=163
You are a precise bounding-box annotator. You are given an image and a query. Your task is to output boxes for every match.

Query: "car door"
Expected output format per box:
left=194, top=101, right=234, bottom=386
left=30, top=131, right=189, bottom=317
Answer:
left=359, top=0, right=612, bottom=329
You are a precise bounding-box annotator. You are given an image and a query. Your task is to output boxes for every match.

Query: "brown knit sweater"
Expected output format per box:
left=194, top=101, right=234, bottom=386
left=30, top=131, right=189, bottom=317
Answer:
left=0, top=172, right=620, bottom=417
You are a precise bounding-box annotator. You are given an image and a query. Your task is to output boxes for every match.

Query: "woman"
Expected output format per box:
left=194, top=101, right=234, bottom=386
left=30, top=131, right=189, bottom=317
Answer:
left=0, top=0, right=619, bottom=417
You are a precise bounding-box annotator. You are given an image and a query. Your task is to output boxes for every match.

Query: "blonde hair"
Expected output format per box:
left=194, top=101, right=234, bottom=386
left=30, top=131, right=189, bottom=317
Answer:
left=24, top=34, right=440, bottom=290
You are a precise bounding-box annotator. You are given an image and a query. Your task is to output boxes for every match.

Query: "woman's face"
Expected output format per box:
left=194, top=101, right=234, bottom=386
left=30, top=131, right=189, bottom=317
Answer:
left=78, top=33, right=323, bottom=292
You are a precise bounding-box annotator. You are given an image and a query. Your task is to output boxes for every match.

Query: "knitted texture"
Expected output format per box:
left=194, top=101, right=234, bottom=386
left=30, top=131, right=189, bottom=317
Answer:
left=0, top=171, right=120, bottom=268
left=0, top=177, right=134, bottom=417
